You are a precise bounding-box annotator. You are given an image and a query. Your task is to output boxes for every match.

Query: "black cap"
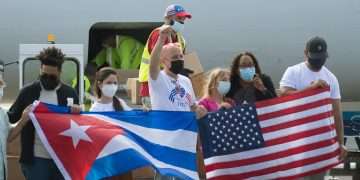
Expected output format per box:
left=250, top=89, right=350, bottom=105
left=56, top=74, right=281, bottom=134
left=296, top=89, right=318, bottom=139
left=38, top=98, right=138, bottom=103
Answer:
left=306, top=36, right=328, bottom=59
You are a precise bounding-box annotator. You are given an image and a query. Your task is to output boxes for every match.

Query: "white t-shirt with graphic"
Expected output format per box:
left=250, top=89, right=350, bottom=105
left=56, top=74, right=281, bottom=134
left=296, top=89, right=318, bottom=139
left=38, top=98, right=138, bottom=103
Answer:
left=149, top=71, right=196, bottom=111
left=280, top=62, right=341, bottom=99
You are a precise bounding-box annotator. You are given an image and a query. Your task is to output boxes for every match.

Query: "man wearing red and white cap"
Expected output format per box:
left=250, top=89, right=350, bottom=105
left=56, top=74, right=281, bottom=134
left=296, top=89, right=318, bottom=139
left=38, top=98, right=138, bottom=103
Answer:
left=138, top=4, right=192, bottom=111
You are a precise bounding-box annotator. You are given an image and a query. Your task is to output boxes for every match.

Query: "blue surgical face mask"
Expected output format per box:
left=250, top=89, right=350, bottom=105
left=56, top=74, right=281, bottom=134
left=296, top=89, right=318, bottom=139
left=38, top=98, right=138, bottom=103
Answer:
left=217, top=81, right=230, bottom=95
left=171, top=20, right=185, bottom=33
left=239, top=67, right=256, bottom=81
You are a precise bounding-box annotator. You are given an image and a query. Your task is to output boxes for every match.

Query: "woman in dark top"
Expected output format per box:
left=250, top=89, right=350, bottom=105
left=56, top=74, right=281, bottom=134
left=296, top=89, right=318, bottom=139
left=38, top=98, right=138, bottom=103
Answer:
left=226, top=52, right=276, bottom=105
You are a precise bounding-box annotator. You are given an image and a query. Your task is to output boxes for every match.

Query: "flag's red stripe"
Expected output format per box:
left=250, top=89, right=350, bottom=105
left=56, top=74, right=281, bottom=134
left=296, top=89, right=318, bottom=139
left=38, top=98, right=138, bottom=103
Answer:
left=208, top=148, right=339, bottom=180
left=255, top=87, right=330, bottom=108
left=261, top=111, right=333, bottom=133
left=205, top=138, right=338, bottom=172
left=265, top=124, right=335, bottom=146
left=277, top=162, right=341, bottom=180
left=258, top=98, right=332, bottom=122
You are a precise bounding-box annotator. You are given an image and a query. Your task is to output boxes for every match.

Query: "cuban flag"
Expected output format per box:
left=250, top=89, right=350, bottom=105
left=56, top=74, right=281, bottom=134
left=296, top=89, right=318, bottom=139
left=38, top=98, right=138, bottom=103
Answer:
left=28, top=101, right=198, bottom=180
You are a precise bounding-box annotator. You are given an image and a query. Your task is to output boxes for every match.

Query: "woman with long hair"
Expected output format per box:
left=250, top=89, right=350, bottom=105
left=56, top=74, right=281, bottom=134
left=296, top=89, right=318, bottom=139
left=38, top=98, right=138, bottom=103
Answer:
left=89, top=67, right=132, bottom=180
left=226, top=52, right=276, bottom=105
left=90, top=67, right=131, bottom=112
left=199, top=68, right=231, bottom=112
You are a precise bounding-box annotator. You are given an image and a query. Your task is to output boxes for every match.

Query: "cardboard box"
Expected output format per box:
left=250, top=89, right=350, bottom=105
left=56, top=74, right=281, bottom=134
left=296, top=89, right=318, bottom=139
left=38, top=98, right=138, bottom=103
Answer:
left=116, top=70, right=139, bottom=84
left=190, top=72, right=208, bottom=99
left=7, top=155, right=25, bottom=180
left=132, top=166, right=155, bottom=179
left=7, top=136, right=21, bottom=156
left=184, top=52, right=204, bottom=75
left=126, top=78, right=141, bottom=105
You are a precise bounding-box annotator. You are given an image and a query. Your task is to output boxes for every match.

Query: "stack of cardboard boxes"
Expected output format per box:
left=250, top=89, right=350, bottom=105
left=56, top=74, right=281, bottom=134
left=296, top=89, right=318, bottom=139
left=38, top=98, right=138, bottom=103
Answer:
left=7, top=137, right=24, bottom=180
left=184, top=52, right=207, bottom=99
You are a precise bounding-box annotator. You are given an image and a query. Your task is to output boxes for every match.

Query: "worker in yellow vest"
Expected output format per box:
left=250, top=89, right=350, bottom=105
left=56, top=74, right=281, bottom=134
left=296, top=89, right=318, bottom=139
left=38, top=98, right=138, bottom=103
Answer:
left=94, top=35, right=144, bottom=70
left=138, top=4, right=191, bottom=109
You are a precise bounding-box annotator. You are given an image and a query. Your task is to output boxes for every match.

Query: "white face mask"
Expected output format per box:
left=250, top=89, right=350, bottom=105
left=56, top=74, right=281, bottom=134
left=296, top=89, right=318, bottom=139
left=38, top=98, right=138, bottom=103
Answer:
left=171, top=20, right=185, bottom=33
left=101, top=84, right=118, bottom=97
left=217, top=81, right=230, bottom=95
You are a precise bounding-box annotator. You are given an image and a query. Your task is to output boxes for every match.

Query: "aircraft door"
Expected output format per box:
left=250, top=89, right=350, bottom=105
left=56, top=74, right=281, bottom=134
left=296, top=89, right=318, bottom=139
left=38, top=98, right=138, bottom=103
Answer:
left=19, top=44, right=84, bottom=104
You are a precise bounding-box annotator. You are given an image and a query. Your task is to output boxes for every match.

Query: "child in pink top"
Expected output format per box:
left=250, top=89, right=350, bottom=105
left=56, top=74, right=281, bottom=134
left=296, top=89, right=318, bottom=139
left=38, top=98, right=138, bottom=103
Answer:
left=198, top=97, right=219, bottom=112
left=197, top=68, right=231, bottom=179
left=198, top=68, right=231, bottom=112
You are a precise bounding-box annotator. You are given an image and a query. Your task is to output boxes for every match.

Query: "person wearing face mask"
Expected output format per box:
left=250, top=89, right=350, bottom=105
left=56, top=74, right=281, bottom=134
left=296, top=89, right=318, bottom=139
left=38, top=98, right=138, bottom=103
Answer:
left=90, top=67, right=131, bottom=112
left=279, top=36, right=347, bottom=180
left=138, top=4, right=191, bottom=110
left=0, top=77, right=30, bottom=180
left=225, top=52, right=276, bottom=106
left=195, top=68, right=231, bottom=179
left=89, top=67, right=132, bottom=180
left=199, top=68, right=232, bottom=112
left=149, top=25, right=207, bottom=180
left=7, top=47, right=81, bottom=180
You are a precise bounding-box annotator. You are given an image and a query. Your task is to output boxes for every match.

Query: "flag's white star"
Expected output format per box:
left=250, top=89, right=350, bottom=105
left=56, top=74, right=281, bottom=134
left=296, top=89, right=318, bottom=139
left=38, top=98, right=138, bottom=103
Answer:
left=60, top=120, right=92, bottom=148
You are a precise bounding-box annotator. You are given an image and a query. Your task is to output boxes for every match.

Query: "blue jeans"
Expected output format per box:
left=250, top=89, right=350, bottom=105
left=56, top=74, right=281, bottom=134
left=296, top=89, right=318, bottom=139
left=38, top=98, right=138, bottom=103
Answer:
left=155, top=172, right=182, bottom=180
left=21, top=157, right=64, bottom=180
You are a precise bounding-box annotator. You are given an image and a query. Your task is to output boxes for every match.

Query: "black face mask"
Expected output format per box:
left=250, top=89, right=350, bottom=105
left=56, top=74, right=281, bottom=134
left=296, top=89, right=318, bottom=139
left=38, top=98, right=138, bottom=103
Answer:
left=169, top=60, right=184, bottom=75
left=308, top=58, right=326, bottom=71
left=40, top=74, right=60, bottom=90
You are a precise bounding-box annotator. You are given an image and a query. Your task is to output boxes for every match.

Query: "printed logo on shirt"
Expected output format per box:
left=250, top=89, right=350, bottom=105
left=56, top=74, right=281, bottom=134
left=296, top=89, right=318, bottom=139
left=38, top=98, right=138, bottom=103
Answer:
left=168, top=83, right=192, bottom=107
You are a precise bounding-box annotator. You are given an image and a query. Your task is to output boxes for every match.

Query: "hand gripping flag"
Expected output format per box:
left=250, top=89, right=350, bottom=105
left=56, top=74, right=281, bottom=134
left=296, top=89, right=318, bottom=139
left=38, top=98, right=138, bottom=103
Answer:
left=198, top=87, right=342, bottom=179
left=29, top=102, right=198, bottom=180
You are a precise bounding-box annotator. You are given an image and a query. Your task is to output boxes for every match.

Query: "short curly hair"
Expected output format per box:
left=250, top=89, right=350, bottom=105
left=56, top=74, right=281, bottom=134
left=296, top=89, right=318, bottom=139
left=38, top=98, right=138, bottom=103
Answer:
left=37, top=47, right=65, bottom=70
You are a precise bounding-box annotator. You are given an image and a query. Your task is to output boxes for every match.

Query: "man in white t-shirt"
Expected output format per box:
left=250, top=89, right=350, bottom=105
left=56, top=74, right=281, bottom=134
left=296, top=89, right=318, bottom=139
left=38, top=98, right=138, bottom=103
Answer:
left=149, top=25, right=206, bottom=115
left=280, top=36, right=347, bottom=180
left=148, top=25, right=207, bottom=180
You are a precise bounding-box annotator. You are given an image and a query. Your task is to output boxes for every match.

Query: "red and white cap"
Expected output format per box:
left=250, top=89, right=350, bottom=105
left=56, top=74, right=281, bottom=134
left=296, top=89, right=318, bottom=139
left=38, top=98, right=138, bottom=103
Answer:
left=164, top=4, right=192, bottom=19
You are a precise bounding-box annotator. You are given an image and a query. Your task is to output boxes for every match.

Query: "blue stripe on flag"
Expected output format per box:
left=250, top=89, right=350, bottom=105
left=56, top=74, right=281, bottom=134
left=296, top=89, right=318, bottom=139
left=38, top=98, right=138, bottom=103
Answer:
left=123, top=129, right=197, bottom=171
left=41, top=103, right=197, bottom=132
left=84, top=110, right=198, bottom=132
left=87, top=149, right=193, bottom=180
left=86, top=149, right=149, bottom=180
left=39, top=102, right=71, bottom=114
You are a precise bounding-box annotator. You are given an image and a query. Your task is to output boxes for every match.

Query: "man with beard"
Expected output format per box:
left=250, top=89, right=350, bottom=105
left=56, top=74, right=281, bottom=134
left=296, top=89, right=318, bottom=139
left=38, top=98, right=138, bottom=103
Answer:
left=8, top=47, right=81, bottom=180
left=279, top=36, right=347, bottom=180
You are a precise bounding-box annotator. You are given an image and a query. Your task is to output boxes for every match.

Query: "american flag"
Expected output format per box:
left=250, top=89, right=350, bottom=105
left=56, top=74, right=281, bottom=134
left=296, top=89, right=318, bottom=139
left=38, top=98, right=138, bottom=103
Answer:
left=198, top=87, right=341, bottom=179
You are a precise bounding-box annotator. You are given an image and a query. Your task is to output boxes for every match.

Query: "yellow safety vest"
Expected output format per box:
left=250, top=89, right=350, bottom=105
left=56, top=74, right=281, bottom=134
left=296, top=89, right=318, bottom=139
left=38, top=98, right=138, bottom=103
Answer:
left=94, top=36, right=144, bottom=70
left=138, top=29, right=186, bottom=82
left=72, top=75, right=91, bottom=93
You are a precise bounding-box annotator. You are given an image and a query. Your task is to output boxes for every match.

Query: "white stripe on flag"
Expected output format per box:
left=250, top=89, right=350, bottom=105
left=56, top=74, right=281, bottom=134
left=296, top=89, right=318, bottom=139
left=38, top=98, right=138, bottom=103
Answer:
left=86, top=114, right=197, bottom=153
left=259, top=104, right=332, bottom=128
left=263, top=117, right=334, bottom=141
left=251, top=157, right=339, bottom=180
left=204, top=129, right=337, bottom=165
left=97, top=135, right=198, bottom=179
left=256, top=91, right=330, bottom=115
left=206, top=142, right=339, bottom=178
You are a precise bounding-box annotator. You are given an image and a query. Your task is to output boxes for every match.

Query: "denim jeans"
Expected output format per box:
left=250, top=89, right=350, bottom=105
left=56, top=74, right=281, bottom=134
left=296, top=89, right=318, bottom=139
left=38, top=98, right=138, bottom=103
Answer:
left=21, top=157, right=64, bottom=180
left=155, top=172, right=182, bottom=180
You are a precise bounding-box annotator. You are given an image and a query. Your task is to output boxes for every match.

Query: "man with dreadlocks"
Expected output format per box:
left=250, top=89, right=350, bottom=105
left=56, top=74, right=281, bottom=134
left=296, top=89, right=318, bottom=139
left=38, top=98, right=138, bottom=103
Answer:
left=8, top=47, right=81, bottom=180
